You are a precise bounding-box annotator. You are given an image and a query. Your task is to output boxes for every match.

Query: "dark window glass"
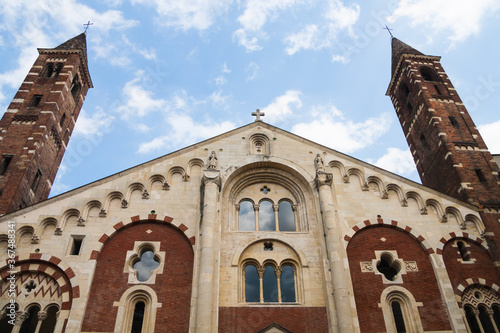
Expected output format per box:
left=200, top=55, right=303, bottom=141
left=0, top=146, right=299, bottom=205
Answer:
left=238, top=201, right=255, bottom=231
left=259, top=200, right=275, bottom=231
left=479, top=305, right=496, bottom=333
left=131, top=301, right=145, bottom=333
left=31, top=169, right=42, bottom=191
left=457, top=241, right=470, bottom=261
left=71, top=238, right=83, bottom=255
left=278, top=201, right=295, bottom=231
left=60, top=113, right=66, bottom=127
left=71, top=75, right=81, bottom=101
left=39, top=305, right=58, bottom=333
left=19, top=305, right=40, bottom=333
left=493, top=305, right=500, bottom=330
left=449, top=116, right=459, bottom=129
left=244, top=265, right=259, bottom=302
left=476, top=169, right=486, bottom=182
left=377, top=256, right=399, bottom=281
left=0, top=304, right=18, bottom=333
left=0, top=155, right=13, bottom=176
left=280, top=265, right=296, bottom=302
left=30, top=95, right=42, bottom=107
left=263, top=265, right=278, bottom=302
left=391, top=301, right=406, bottom=333
left=465, top=305, right=481, bottom=333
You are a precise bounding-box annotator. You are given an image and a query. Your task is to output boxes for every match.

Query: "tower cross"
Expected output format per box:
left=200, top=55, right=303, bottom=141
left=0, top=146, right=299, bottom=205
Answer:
left=252, top=109, right=265, bottom=122
left=83, top=21, right=93, bottom=33
left=383, top=25, right=394, bottom=38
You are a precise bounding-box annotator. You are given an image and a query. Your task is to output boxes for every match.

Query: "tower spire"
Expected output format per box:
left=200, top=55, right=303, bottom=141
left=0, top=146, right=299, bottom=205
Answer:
left=0, top=34, right=92, bottom=214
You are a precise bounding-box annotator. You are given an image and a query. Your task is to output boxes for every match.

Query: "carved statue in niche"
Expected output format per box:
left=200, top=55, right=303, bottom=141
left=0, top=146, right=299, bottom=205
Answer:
left=208, top=151, right=218, bottom=169
left=314, top=153, right=325, bottom=172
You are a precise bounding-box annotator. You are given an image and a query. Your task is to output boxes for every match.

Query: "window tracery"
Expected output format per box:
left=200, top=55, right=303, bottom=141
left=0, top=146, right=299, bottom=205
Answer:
left=461, top=285, right=500, bottom=333
left=237, top=197, right=297, bottom=232
left=124, top=241, right=165, bottom=284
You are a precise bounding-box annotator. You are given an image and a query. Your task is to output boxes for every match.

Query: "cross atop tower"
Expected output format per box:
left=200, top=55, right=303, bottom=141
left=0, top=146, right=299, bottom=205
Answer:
left=83, top=21, right=93, bottom=33
left=252, top=109, right=265, bottom=122
left=383, top=25, right=394, bottom=38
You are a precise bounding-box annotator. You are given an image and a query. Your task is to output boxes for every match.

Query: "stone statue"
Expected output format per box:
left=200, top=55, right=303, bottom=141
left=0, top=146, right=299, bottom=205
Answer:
left=208, top=151, right=218, bottom=169
left=314, top=153, right=325, bottom=172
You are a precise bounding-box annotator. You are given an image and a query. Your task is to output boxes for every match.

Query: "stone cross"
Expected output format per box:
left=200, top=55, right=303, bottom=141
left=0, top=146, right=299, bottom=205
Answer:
left=252, top=109, right=265, bottom=121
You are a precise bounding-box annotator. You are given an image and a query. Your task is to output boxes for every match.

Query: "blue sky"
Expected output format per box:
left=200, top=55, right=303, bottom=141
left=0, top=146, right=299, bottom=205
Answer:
left=0, top=0, right=499, bottom=196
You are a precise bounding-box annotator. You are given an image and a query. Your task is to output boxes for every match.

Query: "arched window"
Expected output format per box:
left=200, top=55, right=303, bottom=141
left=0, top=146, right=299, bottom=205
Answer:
left=461, top=285, right=500, bottom=333
left=244, top=264, right=260, bottom=302
left=457, top=241, right=470, bottom=261
left=238, top=200, right=255, bottom=231
left=131, top=301, right=145, bottom=333
left=39, top=304, right=59, bottom=333
left=263, top=265, right=278, bottom=302
left=259, top=200, right=275, bottom=231
left=478, top=305, right=496, bottom=332
left=0, top=303, right=18, bottom=333
left=280, top=265, right=296, bottom=302
left=132, top=250, right=160, bottom=282
left=278, top=201, right=295, bottom=231
left=19, top=304, right=40, bottom=333
left=242, top=259, right=299, bottom=304
left=391, top=300, right=407, bottom=333
left=70, top=74, right=81, bottom=101
left=381, top=288, right=424, bottom=332
left=420, top=66, right=441, bottom=82
left=464, top=305, right=481, bottom=333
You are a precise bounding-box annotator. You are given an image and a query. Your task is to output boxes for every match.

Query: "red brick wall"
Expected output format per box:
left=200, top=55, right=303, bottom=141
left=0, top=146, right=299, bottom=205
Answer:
left=81, top=222, right=194, bottom=332
left=0, top=51, right=88, bottom=214
left=442, top=238, right=500, bottom=294
left=218, top=306, right=328, bottom=332
left=347, top=226, right=451, bottom=332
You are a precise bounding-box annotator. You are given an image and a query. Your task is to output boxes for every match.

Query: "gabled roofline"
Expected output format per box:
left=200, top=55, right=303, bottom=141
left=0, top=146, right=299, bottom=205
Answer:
left=0, top=121, right=478, bottom=221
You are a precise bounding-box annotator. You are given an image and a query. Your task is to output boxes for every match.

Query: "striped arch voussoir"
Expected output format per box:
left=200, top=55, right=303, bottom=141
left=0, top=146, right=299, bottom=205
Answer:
left=436, top=232, right=488, bottom=255
left=343, top=218, right=434, bottom=254
left=90, top=214, right=196, bottom=261
left=456, top=278, right=500, bottom=299
left=0, top=254, right=79, bottom=310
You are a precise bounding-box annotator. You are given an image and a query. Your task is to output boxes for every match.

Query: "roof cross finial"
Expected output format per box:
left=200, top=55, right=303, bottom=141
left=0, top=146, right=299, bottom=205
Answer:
left=83, top=21, right=93, bottom=33
left=383, top=25, right=394, bottom=38
left=252, top=109, right=265, bottom=122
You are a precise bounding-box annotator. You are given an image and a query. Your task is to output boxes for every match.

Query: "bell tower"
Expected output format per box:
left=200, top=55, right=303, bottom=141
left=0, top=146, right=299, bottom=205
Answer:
left=0, top=33, right=92, bottom=215
left=386, top=37, right=500, bottom=268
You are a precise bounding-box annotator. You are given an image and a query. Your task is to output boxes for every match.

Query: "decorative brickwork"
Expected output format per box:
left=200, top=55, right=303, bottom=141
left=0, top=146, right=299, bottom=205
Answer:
left=347, top=225, right=451, bottom=332
left=81, top=222, right=194, bottom=333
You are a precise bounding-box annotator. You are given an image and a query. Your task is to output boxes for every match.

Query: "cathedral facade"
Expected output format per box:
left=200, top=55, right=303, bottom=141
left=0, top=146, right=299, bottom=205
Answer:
left=0, top=34, right=499, bottom=333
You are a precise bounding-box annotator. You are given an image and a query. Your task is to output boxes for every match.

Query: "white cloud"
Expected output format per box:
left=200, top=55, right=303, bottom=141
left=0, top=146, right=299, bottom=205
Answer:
left=74, top=108, right=115, bottom=138
left=284, top=0, right=359, bottom=56
left=245, top=62, right=260, bottom=81
left=233, top=29, right=263, bottom=52
left=214, top=76, right=227, bottom=86
left=137, top=114, right=236, bottom=153
left=117, top=70, right=166, bottom=120
left=292, top=107, right=392, bottom=153
left=209, top=90, right=230, bottom=108
left=478, top=120, right=500, bottom=153
left=388, top=0, right=500, bottom=46
left=331, top=54, right=347, bottom=64
left=373, top=148, right=416, bottom=175
left=261, top=90, right=302, bottom=123
left=51, top=164, right=71, bottom=196
left=234, top=0, right=297, bottom=52
left=222, top=62, right=231, bottom=74
left=131, top=0, right=232, bottom=31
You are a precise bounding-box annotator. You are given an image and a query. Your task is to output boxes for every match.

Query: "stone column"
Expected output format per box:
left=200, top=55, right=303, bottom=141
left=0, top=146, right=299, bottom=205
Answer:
left=316, top=171, right=355, bottom=333
left=195, top=168, right=221, bottom=333
left=34, top=311, right=47, bottom=333
left=12, top=311, right=28, bottom=333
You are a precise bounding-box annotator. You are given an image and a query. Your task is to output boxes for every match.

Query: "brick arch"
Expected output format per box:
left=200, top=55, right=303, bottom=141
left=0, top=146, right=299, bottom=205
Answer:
left=436, top=232, right=488, bottom=254
left=343, top=218, right=434, bottom=254
left=455, top=279, right=500, bottom=299
left=0, top=254, right=79, bottom=332
left=88, top=214, right=195, bottom=261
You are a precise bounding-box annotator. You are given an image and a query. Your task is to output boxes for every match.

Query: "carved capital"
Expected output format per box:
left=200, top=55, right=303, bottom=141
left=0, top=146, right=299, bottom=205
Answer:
left=54, top=227, right=62, bottom=236
left=38, top=311, right=48, bottom=321
left=162, top=182, right=170, bottom=190
left=15, top=311, right=28, bottom=325
left=77, top=216, right=86, bottom=226
left=121, top=199, right=128, bottom=208
left=142, top=190, right=149, bottom=199
left=31, top=234, right=40, bottom=244
left=99, top=208, right=107, bottom=217
left=315, top=171, right=333, bottom=187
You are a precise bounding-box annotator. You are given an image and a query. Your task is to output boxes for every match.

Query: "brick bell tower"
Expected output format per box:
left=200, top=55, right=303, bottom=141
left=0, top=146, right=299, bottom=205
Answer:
left=0, top=33, right=92, bottom=215
left=386, top=37, right=500, bottom=270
